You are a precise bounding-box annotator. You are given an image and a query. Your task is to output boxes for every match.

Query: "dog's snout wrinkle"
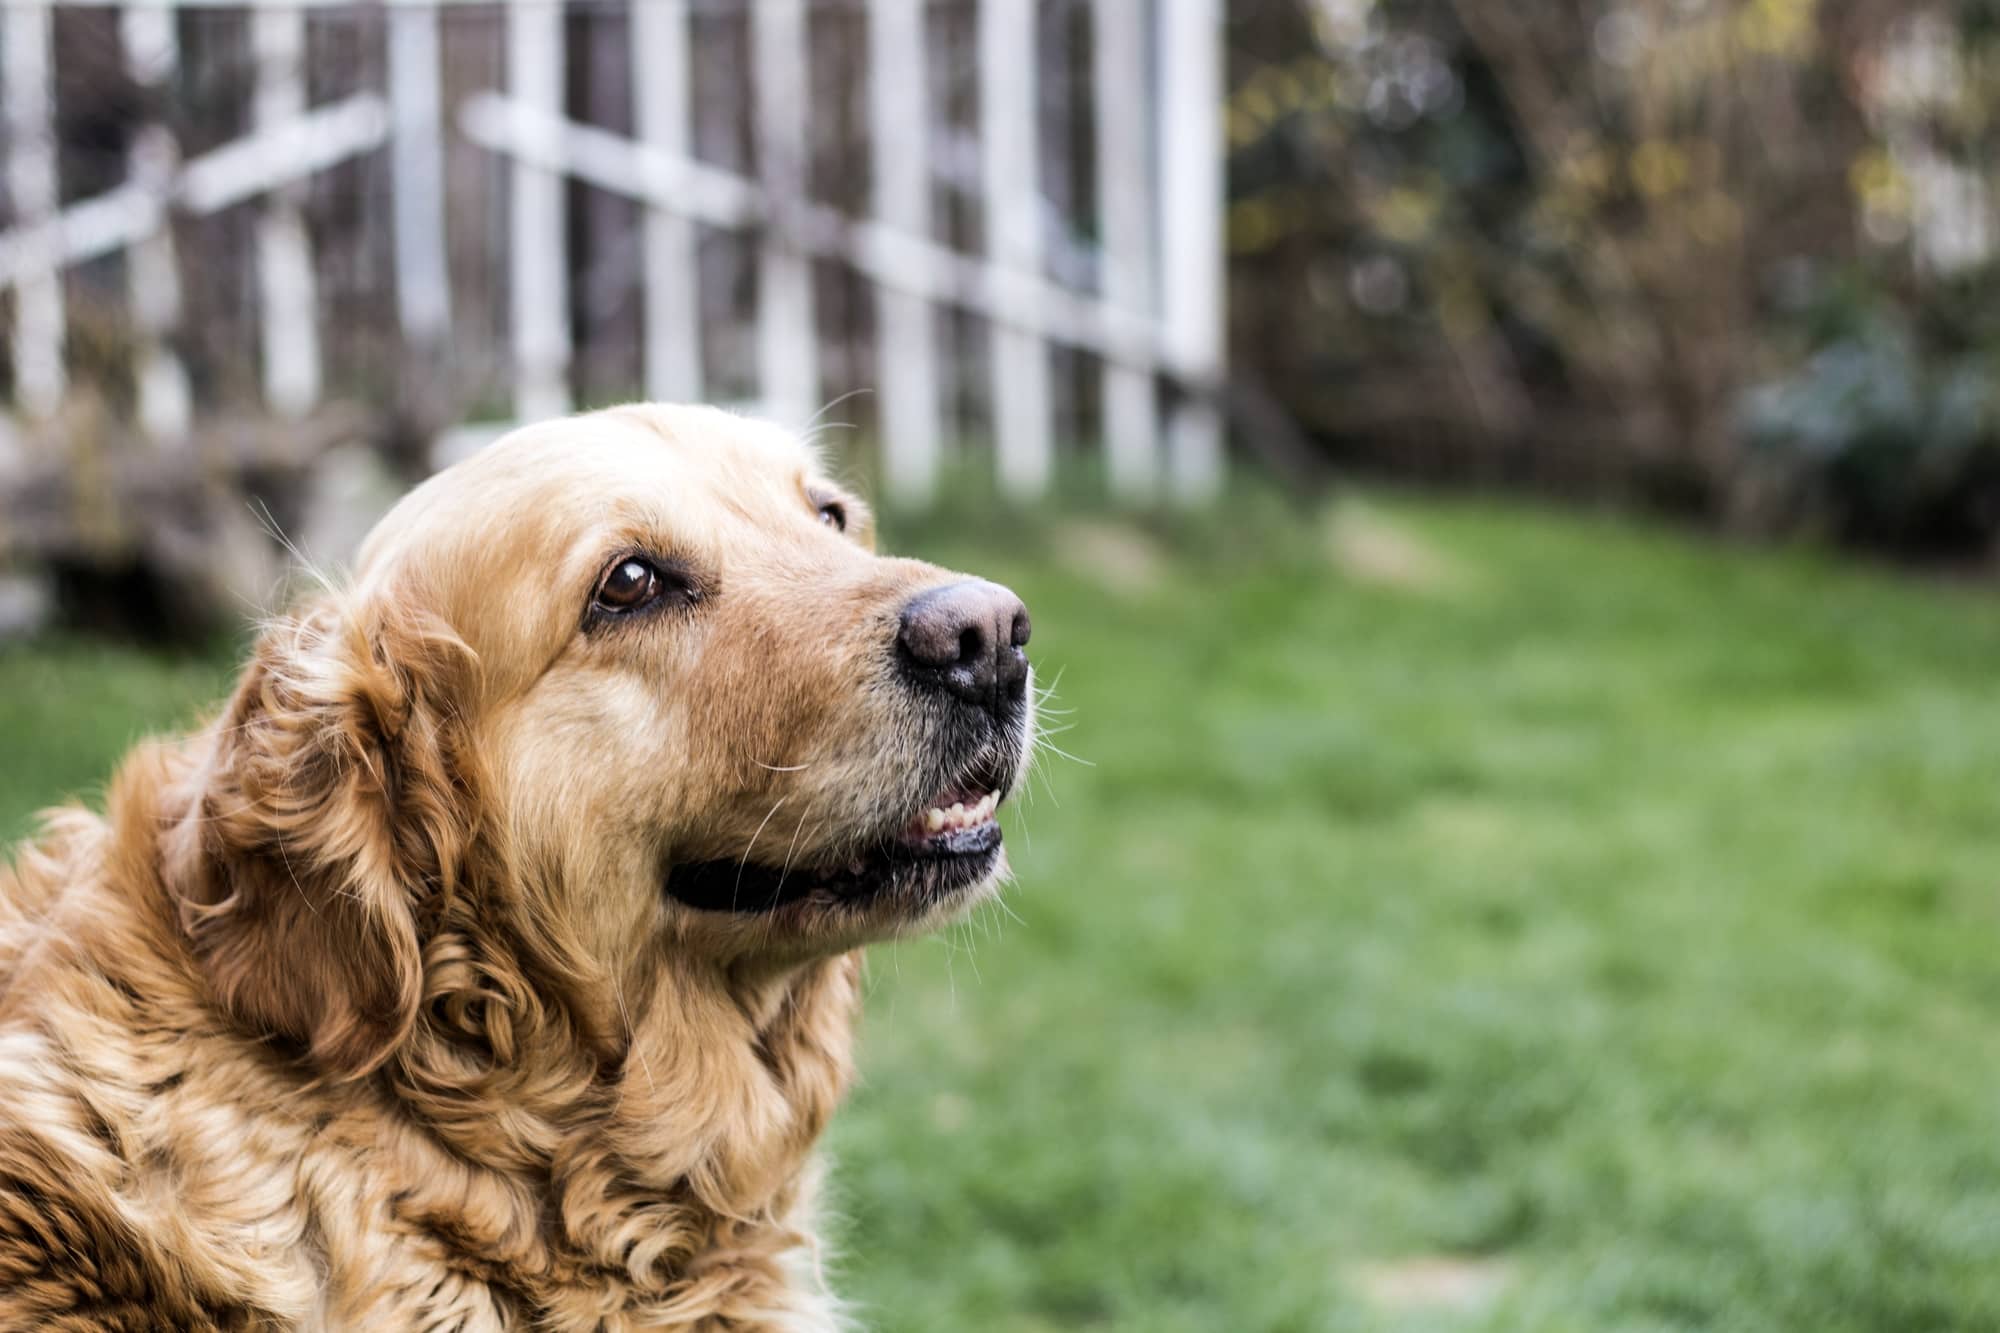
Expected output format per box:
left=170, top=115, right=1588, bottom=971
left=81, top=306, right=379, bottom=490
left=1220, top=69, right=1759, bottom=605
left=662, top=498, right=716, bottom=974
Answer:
left=896, top=580, right=1031, bottom=719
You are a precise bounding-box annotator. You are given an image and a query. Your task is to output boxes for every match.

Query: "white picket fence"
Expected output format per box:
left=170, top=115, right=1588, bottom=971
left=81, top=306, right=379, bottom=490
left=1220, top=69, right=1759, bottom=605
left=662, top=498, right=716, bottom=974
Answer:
left=0, top=0, right=1225, bottom=504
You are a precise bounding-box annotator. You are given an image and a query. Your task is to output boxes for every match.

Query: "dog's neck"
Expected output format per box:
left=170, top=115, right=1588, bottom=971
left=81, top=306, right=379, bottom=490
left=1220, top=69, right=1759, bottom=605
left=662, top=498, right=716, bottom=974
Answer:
left=380, top=889, right=863, bottom=1295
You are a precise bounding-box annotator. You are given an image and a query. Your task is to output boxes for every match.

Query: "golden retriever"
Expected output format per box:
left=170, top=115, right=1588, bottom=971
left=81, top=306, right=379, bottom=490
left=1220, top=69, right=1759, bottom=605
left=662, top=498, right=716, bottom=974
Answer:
left=0, top=404, right=1034, bottom=1330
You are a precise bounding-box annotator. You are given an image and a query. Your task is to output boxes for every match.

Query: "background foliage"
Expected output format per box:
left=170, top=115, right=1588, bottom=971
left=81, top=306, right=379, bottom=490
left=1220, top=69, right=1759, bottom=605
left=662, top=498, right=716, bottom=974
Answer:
left=1230, top=0, right=2000, bottom=559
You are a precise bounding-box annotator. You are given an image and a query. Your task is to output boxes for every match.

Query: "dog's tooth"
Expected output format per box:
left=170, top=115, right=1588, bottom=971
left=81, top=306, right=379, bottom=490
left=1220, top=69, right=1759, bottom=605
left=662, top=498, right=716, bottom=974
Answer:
left=924, top=807, right=945, bottom=832
left=948, top=802, right=966, bottom=823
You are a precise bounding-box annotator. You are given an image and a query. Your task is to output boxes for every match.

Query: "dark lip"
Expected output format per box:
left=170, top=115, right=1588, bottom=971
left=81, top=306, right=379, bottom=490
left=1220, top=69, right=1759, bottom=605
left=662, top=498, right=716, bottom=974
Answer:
left=667, top=823, right=1001, bottom=914
left=666, top=750, right=1015, bottom=916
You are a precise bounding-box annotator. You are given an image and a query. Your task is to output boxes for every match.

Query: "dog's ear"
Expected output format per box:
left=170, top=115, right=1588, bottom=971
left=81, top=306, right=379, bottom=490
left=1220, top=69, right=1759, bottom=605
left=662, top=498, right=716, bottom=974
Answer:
left=167, top=588, right=477, bottom=1079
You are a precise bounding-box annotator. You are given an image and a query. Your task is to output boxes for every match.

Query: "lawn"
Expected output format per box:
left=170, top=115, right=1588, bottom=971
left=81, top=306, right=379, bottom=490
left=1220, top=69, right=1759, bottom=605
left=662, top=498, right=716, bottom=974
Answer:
left=6, top=493, right=2000, bottom=1331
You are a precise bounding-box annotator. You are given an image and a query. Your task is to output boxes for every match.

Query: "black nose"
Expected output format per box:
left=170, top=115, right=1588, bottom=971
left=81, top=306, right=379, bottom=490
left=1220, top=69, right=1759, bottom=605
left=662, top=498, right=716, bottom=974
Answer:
left=897, top=580, right=1032, bottom=717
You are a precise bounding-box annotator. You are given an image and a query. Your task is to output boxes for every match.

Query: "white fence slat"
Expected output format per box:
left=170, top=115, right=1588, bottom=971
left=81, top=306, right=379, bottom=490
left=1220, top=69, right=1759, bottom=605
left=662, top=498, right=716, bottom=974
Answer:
left=1159, top=0, right=1225, bottom=499
left=4, top=3, right=64, bottom=418
left=632, top=0, right=701, bottom=404
left=0, top=95, right=389, bottom=296
left=179, top=95, right=390, bottom=215
left=869, top=0, right=938, bottom=503
left=389, top=1, right=451, bottom=346
left=751, top=0, right=817, bottom=427
left=126, top=130, right=191, bottom=440
left=118, top=5, right=173, bottom=84
left=978, top=0, right=1051, bottom=498
left=460, top=93, right=759, bottom=228
left=458, top=92, right=1160, bottom=365
left=0, top=185, right=152, bottom=289
left=120, top=6, right=191, bottom=442
left=252, top=5, right=322, bottom=418
left=1092, top=0, right=1158, bottom=501
left=508, top=0, right=570, bottom=421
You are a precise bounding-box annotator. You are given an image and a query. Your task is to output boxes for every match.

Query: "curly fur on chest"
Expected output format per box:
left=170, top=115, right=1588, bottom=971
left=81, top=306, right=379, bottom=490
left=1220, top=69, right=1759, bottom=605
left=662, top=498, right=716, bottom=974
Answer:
left=0, top=751, right=859, bottom=1332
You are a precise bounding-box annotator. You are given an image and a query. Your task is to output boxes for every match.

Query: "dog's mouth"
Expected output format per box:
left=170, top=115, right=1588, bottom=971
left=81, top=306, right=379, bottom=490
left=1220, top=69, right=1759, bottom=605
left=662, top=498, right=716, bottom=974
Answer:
left=666, top=758, right=1011, bottom=915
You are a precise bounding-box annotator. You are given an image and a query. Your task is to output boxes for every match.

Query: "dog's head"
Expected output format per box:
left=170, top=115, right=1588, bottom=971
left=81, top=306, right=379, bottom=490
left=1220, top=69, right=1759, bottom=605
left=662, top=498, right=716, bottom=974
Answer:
left=169, top=405, right=1032, bottom=1074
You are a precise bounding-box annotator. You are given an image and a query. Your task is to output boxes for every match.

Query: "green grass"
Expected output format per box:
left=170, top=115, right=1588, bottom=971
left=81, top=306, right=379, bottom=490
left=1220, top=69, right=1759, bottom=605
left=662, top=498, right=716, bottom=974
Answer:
left=0, top=637, right=236, bottom=847
left=7, top=494, right=2000, bottom=1330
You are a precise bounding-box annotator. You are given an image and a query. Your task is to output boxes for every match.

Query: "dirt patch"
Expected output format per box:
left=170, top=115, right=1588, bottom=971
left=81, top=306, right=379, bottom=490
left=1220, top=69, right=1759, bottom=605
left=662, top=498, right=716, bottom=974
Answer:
left=1351, top=1256, right=1512, bottom=1313
left=1054, top=521, right=1169, bottom=596
left=1323, top=502, right=1468, bottom=593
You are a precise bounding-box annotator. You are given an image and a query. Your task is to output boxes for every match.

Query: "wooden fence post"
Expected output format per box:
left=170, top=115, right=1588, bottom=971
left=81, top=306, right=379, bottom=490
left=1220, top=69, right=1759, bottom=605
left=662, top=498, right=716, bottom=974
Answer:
left=1160, top=0, right=1225, bottom=500
left=389, top=0, right=451, bottom=351
left=4, top=2, right=63, bottom=419
left=252, top=4, right=323, bottom=419
left=1093, top=0, right=1159, bottom=501
left=751, top=0, right=817, bottom=428
left=869, top=0, right=939, bottom=502
left=508, top=0, right=571, bottom=421
left=120, top=5, right=191, bottom=443
left=979, top=0, right=1052, bottom=498
left=632, top=0, right=702, bottom=405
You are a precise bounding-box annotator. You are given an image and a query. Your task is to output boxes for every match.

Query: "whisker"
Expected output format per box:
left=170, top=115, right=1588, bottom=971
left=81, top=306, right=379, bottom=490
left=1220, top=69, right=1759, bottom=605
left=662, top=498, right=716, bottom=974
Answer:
left=1011, top=777, right=1040, bottom=847
left=803, top=387, right=873, bottom=432
left=249, top=496, right=338, bottom=597
left=957, top=920, right=984, bottom=985
left=769, top=811, right=819, bottom=909
left=940, top=927, right=959, bottom=1008
left=1032, top=737, right=1095, bottom=768
left=272, top=832, right=322, bottom=916
left=733, top=796, right=791, bottom=908
left=611, top=972, right=654, bottom=1095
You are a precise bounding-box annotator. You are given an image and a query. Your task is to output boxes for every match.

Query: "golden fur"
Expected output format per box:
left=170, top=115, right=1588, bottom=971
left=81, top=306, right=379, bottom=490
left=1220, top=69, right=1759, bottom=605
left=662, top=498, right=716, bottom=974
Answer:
left=0, top=405, right=1032, bottom=1330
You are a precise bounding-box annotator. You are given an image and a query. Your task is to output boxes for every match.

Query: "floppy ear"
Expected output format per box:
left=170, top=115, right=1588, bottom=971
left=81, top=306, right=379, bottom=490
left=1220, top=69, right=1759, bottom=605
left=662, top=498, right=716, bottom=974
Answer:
left=166, top=590, right=476, bottom=1078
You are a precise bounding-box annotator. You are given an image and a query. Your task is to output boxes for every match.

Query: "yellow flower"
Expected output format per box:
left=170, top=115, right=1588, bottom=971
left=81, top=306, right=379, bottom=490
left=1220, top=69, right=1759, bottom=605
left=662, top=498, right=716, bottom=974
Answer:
left=1737, top=0, right=1816, bottom=57
left=1631, top=141, right=1690, bottom=197
left=1375, top=186, right=1440, bottom=244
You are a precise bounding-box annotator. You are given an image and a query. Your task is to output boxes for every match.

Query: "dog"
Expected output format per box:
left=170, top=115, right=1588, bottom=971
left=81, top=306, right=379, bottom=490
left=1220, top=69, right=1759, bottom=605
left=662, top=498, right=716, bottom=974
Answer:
left=0, top=404, right=1034, bottom=1330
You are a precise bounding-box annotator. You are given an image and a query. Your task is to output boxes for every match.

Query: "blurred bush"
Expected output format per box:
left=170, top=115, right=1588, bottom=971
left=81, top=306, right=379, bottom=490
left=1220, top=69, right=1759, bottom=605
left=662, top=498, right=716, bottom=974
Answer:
left=1741, top=278, right=2000, bottom=552
left=1229, top=0, right=2000, bottom=560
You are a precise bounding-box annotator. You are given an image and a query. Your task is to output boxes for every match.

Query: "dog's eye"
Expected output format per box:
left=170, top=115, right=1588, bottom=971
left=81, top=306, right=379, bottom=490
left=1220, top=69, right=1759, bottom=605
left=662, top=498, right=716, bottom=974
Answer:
left=585, top=555, right=703, bottom=628
left=817, top=502, right=846, bottom=532
left=594, top=558, right=664, bottom=613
